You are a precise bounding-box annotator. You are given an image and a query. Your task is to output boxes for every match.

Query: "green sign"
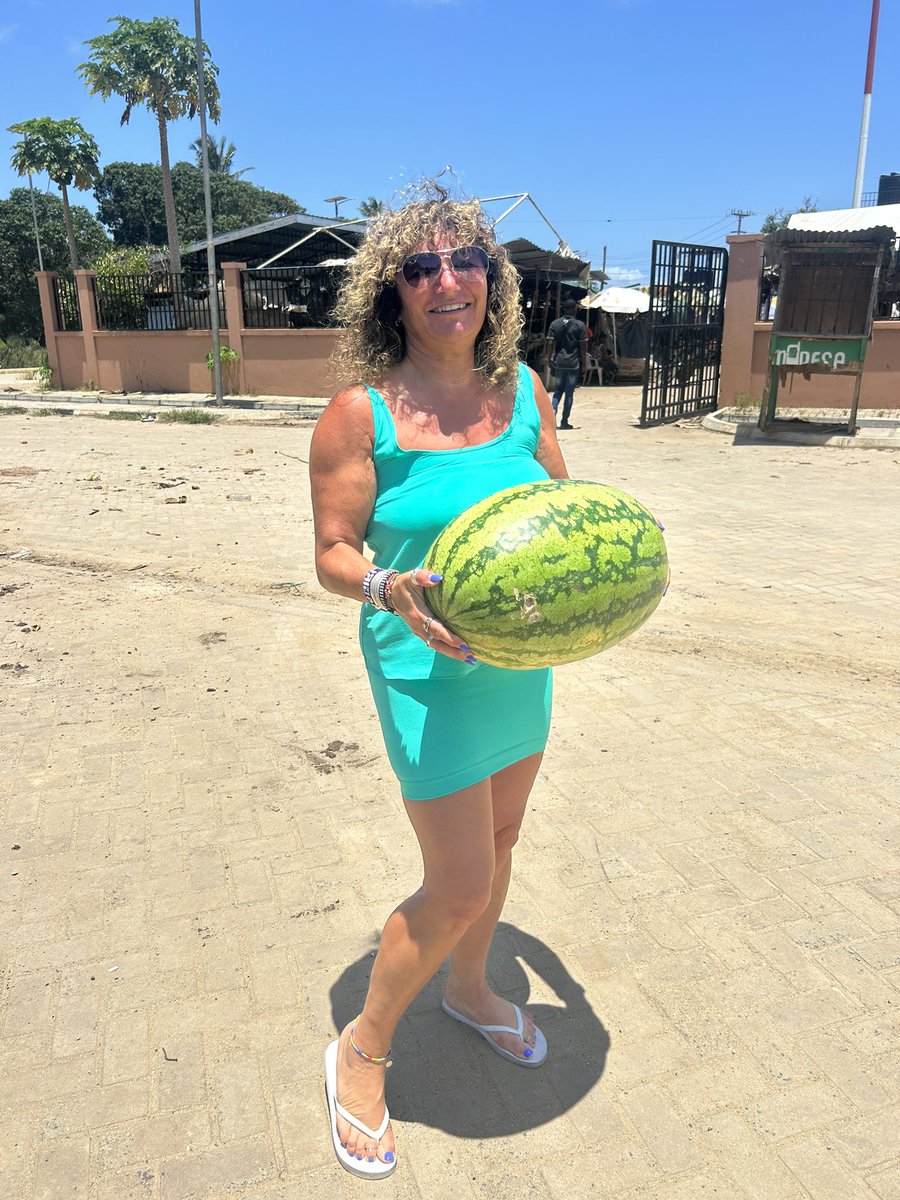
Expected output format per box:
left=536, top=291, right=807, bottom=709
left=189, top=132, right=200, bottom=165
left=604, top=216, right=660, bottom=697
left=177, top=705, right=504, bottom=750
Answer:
left=769, top=335, right=866, bottom=373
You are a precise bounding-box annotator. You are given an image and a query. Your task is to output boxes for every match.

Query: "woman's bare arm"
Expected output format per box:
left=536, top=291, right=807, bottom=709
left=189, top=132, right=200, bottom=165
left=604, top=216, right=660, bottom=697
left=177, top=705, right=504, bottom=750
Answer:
left=309, top=385, right=472, bottom=660
left=309, top=385, right=379, bottom=600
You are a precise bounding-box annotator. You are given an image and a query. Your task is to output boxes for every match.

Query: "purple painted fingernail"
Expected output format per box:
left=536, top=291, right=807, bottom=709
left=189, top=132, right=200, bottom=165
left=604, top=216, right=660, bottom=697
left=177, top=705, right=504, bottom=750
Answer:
left=356, top=1153, right=364, bottom=1160
left=663, top=583, right=669, bottom=596
left=458, top=643, right=470, bottom=652
left=523, top=1047, right=534, bottom=1057
left=465, top=654, right=477, bottom=665
left=384, top=1152, right=395, bottom=1162
left=429, top=573, right=443, bottom=583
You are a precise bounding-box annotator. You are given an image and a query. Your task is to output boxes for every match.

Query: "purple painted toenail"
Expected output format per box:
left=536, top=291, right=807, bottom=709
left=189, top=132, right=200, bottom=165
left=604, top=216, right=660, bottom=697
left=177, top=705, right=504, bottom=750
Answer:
left=384, top=1152, right=395, bottom=1162
left=523, top=1047, right=534, bottom=1057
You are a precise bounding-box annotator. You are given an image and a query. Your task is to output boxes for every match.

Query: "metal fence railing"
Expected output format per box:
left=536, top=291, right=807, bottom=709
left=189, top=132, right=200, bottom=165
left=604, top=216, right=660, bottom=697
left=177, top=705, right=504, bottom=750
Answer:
left=92, top=271, right=228, bottom=331
left=241, top=266, right=343, bottom=329
left=52, top=277, right=81, bottom=331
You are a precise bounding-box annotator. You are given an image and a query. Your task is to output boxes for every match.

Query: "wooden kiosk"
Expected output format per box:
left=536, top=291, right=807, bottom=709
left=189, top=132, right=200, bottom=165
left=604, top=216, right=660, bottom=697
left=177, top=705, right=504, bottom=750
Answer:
left=759, top=227, right=894, bottom=434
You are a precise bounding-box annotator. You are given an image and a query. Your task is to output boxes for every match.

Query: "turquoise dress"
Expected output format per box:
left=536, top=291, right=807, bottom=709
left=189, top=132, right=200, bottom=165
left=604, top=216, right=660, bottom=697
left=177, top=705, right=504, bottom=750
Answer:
left=361, top=363, right=553, bottom=800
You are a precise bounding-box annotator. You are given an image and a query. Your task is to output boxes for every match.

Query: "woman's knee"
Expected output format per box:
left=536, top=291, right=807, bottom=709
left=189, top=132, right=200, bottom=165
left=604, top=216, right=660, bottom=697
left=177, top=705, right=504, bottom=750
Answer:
left=494, top=818, right=523, bottom=865
left=425, top=869, right=494, bottom=927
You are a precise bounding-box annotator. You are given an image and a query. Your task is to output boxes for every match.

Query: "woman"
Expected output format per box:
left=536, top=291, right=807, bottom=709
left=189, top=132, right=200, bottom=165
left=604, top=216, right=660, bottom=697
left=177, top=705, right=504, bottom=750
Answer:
left=309, top=186, right=568, bottom=1179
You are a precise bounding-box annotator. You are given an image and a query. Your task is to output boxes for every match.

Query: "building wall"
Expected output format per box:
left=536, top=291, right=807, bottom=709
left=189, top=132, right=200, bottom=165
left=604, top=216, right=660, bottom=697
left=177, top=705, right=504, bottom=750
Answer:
left=720, top=233, right=899, bottom=410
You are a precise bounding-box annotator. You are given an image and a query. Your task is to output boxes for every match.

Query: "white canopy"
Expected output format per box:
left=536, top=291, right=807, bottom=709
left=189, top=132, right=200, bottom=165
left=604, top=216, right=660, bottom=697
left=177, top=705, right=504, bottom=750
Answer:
left=581, top=286, right=650, bottom=314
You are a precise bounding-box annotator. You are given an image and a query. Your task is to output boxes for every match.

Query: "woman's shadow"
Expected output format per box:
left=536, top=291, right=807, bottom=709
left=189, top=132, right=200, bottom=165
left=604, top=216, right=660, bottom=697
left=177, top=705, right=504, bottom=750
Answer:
left=328, top=921, right=609, bottom=1138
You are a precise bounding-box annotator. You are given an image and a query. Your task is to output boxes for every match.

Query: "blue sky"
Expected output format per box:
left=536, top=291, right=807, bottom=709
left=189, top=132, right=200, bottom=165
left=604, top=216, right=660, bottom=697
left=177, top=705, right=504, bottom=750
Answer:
left=2, top=0, right=898, bottom=284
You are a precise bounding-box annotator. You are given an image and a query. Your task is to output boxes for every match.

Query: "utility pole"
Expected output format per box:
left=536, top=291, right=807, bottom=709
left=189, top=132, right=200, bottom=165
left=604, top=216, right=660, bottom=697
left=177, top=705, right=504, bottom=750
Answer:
left=193, top=0, right=223, bottom=405
left=728, top=209, right=754, bottom=234
left=853, top=0, right=880, bottom=206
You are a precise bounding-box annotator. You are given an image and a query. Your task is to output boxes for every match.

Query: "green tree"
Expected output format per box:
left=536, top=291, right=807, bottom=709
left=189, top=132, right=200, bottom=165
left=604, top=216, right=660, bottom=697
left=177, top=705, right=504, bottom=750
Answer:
left=190, top=134, right=252, bottom=177
left=358, top=195, right=384, bottom=218
left=760, top=196, right=818, bottom=234
left=78, top=15, right=221, bottom=275
left=94, top=160, right=304, bottom=247
left=8, top=116, right=100, bottom=273
left=0, top=187, right=109, bottom=340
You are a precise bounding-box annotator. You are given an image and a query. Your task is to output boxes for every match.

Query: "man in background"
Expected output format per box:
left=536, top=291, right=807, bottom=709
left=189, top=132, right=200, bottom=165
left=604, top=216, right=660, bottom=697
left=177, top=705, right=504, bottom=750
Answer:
left=546, top=298, right=588, bottom=429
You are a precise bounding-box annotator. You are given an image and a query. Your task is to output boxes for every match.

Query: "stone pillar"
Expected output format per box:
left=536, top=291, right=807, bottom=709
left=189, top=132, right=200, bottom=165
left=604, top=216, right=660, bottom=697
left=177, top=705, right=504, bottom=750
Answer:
left=719, top=234, right=765, bottom=407
left=221, top=262, right=247, bottom=393
left=74, top=269, right=100, bottom=388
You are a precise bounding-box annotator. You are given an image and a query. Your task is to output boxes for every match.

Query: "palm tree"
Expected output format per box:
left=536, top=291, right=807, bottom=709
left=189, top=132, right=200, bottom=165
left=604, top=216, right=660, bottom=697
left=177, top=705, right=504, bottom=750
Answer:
left=8, top=116, right=100, bottom=274
left=78, top=15, right=220, bottom=277
left=189, top=135, right=252, bottom=178
left=359, top=195, right=384, bottom=219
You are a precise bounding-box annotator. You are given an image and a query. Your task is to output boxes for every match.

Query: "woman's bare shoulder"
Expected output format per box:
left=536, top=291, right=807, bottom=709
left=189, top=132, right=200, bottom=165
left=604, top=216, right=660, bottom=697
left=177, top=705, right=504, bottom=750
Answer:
left=316, top=383, right=374, bottom=438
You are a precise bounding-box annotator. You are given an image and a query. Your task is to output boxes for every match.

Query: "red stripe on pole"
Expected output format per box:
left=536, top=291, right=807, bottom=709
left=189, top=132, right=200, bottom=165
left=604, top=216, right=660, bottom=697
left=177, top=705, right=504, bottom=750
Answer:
left=864, top=0, right=880, bottom=94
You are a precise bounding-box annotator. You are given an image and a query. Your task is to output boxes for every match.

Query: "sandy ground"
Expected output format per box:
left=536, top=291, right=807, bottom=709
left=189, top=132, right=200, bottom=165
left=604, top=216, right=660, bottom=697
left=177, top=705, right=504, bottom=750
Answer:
left=1, top=388, right=899, bottom=1199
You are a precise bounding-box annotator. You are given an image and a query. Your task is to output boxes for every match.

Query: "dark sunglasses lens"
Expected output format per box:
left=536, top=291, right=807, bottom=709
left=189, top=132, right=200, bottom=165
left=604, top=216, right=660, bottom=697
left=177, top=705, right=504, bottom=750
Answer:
left=402, top=253, right=441, bottom=286
left=451, top=247, right=489, bottom=273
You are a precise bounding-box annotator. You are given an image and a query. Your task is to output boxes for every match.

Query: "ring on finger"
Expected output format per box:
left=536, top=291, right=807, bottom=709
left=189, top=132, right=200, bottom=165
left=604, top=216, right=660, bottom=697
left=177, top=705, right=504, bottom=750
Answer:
left=423, top=616, right=434, bottom=636
left=425, top=635, right=434, bottom=648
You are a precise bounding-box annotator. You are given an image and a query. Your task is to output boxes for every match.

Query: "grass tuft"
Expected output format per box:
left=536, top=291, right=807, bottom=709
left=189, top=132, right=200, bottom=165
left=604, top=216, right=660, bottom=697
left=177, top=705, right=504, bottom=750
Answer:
left=0, top=405, right=29, bottom=416
left=157, top=408, right=218, bottom=424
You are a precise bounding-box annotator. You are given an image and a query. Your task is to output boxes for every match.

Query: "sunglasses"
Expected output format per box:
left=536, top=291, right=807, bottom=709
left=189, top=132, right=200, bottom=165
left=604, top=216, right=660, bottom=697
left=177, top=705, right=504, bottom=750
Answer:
left=400, top=245, right=490, bottom=288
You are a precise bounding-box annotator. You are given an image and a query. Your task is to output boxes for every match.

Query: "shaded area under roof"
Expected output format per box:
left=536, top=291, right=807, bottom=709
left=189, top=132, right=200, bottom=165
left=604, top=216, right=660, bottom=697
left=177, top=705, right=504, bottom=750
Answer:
left=180, top=212, right=366, bottom=268
left=179, top=216, right=608, bottom=282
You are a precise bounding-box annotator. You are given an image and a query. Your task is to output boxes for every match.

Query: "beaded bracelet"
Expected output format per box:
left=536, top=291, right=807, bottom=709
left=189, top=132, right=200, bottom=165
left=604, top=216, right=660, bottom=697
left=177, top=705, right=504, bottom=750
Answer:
left=362, top=567, right=399, bottom=613
left=377, top=570, right=398, bottom=613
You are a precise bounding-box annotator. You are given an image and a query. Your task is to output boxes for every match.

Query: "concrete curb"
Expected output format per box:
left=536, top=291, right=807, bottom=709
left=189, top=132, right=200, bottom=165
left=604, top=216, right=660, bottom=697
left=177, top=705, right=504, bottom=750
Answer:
left=702, top=407, right=900, bottom=449
left=0, top=392, right=328, bottom=420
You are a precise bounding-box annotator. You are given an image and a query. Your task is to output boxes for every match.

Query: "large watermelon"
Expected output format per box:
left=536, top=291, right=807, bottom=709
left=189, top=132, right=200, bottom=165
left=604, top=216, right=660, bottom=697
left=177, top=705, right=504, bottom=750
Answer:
left=424, top=479, right=668, bottom=669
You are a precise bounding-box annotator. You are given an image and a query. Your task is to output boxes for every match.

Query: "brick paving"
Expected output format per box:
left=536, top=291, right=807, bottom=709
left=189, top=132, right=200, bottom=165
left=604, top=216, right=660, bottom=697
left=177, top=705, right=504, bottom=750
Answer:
left=1, top=389, right=898, bottom=1199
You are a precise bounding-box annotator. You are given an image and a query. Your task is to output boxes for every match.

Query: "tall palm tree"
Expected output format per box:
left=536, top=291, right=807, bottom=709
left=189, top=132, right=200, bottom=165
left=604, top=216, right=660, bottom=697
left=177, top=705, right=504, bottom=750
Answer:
left=78, top=15, right=220, bottom=276
left=189, top=135, right=253, bottom=178
left=8, top=116, right=100, bottom=274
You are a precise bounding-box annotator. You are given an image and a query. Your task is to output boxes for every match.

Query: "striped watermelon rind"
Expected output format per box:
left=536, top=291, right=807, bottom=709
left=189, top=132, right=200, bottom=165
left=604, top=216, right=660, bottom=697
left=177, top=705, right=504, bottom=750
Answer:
left=424, top=479, right=668, bottom=669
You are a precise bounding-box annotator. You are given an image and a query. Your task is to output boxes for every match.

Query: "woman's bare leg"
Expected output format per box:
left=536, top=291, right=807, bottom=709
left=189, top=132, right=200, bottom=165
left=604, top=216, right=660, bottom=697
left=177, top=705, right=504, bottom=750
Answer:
left=444, top=753, right=544, bottom=1058
left=334, top=776, right=498, bottom=1163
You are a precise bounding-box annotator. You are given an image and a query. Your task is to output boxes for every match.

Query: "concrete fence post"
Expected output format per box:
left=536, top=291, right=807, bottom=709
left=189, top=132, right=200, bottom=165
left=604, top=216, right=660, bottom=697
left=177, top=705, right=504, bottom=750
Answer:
left=35, top=272, right=62, bottom=384
left=74, top=269, right=100, bottom=388
left=221, top=262, right=247, bottom=393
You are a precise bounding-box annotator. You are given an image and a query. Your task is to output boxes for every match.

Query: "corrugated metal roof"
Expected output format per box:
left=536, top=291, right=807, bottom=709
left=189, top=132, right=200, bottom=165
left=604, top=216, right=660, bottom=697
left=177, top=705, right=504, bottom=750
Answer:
left=788, top=205, right=900, bottom=244
left=501, top=238, right=593, bottom=278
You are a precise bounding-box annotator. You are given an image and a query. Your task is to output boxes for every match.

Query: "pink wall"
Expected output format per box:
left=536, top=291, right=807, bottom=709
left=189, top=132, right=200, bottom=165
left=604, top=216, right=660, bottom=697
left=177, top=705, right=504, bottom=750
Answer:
left=720, top=233, right=900, bottom=410
left=37, top=264, right=342, bottom=400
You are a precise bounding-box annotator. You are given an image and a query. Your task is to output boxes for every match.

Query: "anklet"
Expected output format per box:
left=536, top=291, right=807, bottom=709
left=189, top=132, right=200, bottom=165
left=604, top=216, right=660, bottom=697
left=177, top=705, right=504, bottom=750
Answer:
left=349, top=1016, right=393, bottom=1068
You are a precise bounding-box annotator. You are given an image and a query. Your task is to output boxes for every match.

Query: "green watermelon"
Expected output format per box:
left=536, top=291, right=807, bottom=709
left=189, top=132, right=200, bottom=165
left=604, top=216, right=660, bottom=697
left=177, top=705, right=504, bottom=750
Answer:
left=424, top=479, right=668, bottom=669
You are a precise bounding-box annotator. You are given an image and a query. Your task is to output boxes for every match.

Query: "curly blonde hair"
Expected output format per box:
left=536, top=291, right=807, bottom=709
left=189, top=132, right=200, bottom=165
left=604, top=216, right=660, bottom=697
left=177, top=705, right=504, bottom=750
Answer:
left=331, top=182, right=523, bottom=391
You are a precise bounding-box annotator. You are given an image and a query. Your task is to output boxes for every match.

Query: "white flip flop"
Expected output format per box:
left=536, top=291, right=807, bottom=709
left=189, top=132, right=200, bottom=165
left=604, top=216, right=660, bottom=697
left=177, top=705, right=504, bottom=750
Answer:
left=440, top=999, right=548, bottom=1067
left=323, top=1040, right=396, bottom=1179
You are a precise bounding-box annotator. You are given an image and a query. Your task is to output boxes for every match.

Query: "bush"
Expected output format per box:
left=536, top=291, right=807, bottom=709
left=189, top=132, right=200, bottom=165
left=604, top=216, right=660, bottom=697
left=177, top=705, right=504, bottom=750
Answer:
left=0, top=338, right=49, bottom=369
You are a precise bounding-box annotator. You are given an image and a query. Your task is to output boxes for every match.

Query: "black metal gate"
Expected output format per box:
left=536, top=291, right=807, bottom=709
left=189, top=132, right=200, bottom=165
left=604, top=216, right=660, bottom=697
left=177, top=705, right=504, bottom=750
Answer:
left=640, top=240, right=728, bottom=426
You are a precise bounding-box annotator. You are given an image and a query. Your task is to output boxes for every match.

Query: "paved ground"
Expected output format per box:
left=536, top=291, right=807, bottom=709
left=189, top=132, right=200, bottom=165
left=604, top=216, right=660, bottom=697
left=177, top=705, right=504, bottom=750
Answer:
left=1, top=386, right=898, bottom=1200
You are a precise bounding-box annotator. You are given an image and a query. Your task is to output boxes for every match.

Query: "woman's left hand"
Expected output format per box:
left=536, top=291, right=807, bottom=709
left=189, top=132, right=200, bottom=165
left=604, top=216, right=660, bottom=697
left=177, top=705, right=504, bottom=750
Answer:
left=390, top=568, right=476, bottom=663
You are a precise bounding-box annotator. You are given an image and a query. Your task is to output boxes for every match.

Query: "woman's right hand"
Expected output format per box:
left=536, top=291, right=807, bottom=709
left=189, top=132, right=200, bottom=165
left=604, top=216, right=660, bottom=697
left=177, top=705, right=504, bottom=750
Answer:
left=389, top=569, right=477, bottom=664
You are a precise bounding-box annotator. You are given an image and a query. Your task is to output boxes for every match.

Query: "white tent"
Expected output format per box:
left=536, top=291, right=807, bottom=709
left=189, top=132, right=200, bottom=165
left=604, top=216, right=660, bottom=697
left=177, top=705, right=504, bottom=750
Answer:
left=581, top=286, right=650, bottom=314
